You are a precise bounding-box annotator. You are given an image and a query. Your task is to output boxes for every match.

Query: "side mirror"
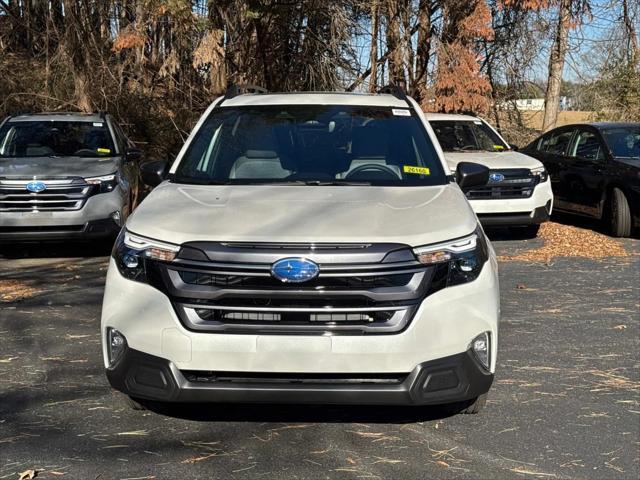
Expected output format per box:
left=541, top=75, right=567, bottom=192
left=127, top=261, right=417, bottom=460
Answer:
left=510, top=144, right=519, bottom=151
left=140, top=160, right=168, bottom=187
left=456, top=162, right=489, bottom=190
left=125, top=148, right=143, bottom=163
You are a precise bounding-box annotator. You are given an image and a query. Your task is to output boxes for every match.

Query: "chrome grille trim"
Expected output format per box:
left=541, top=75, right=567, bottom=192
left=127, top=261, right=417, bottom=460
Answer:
left=0, top=179, right=94, bottom=212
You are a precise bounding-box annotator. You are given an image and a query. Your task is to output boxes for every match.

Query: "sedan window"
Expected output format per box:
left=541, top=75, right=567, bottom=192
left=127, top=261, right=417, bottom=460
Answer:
left=570, top=130, right=605, bottom=161
left=540, top=129, right=574, bottom=155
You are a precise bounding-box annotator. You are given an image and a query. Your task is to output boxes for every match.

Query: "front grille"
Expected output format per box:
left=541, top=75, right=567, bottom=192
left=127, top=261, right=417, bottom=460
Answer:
left=465, top=169, right=537, bottom=200
left=149, top=242, right=440, bottom=335
left=0, top=178, right=95, bottom=212
left=178, top=270, right=414, bottom=289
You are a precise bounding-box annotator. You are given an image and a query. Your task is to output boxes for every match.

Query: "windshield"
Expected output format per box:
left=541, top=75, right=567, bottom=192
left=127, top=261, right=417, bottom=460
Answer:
left=601, top=126, right=640, bottom=159
left=173, top=105, right=447, bottom=186
left=0, top=121, right=115, bottom=158
left=430, top=120, right=509, bottom=152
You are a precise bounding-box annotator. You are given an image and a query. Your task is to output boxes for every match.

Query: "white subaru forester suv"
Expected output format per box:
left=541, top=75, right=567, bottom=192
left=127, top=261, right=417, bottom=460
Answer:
left=427, top=113, right=553, bottom=238
left=101, top=87, right=500, bottom=414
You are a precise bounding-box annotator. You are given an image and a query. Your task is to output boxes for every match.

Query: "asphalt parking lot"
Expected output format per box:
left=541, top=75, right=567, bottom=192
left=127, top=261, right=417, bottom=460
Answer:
left=1, top=227, right=638, bottom=480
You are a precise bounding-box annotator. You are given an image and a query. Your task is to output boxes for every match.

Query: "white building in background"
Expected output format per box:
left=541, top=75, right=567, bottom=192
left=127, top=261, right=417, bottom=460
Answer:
left=512, top=97, right=572, bottom=111
left=515, top=98, right=545, bottom=111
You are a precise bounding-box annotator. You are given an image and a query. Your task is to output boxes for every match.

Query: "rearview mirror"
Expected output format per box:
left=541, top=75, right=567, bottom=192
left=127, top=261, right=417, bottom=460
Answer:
left=140, top=160, right=169, bottom=187
left=456, top=162, right=489, bottom=190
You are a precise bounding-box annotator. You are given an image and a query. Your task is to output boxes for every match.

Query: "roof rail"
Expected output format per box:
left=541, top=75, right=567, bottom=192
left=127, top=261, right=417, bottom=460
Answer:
left=224, top=84, right=269, bottom=99
left=377, top=84, right=408, bottom=101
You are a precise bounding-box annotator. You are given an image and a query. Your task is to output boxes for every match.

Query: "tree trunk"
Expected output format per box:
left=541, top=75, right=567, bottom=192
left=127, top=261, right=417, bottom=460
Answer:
left=385, top=0, right=405, bottom=86
left=622, top=0, right=639, bottom=68
left=413, top=0, right=432, bottom=100
left=368, top=1, right=380, bottom=92
left=542, top=0, right=571, bottom=132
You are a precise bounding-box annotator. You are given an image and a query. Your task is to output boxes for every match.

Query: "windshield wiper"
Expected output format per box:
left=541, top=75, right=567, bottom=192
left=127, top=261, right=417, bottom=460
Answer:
left=304, top=180, right=371, bottom=186
left=171, top=176, right=231, bottom=185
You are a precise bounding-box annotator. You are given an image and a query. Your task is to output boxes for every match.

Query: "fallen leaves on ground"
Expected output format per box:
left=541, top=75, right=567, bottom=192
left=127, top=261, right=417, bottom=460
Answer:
left=498, top=222, right=629, bottom=263
left=0, top=280, right=41, bottom=302
left=18, top=470, right=37, bottom=480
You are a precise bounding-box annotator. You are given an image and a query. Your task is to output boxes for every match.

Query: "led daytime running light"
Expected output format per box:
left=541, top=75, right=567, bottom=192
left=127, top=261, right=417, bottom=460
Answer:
left=85, top=173, right=116, bottom=184
left=412, top=234, right=478, bottom=265
left=124, top=231, right=180, bottom=261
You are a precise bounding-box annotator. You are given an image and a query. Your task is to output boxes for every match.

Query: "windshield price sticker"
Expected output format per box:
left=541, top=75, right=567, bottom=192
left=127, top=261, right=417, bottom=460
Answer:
left=403, top=165, right=431, bottom=175
left=93, top=122, right=104, bottom=127
left=97, top=148, right=111, bottom=154
left=392, top=109, right=411, bottom=116
left=493, top=145, right=505, bottom=150
left=473, top=120, right=482, bottom=124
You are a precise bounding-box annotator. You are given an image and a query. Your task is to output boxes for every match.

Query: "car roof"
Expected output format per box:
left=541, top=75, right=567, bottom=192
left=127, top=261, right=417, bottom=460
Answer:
left=219, top=92, right=411, bottom=108
left=7, top=112, right=108, bottom=123
left=423, top=113, right=480, bottom=122
left=589, top=122, right=639, bottom=129
left=546, top=122, right=639, bottom=132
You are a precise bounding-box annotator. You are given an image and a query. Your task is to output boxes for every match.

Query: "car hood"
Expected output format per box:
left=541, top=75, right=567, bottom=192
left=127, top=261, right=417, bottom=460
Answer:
left=0, top=156, right=119, bottom=178
left=126, top=183, right=478, bottom=247
left=613, top=157, right=640, bottom=169
left=443, top=151, right=542, bottom=172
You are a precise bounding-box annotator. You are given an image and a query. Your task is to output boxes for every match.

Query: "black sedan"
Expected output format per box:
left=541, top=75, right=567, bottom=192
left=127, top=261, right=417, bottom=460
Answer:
left=522, top=123, right=639, bottom=237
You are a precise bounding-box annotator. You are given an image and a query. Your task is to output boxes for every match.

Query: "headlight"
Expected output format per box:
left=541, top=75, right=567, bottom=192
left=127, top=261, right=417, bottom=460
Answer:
left=412, top=227, right=489, bottom=286
left=85, top=173, right=118, bottom=193
left=530, top=166, right=548, bottom=183
left=113, top=229, right=180, bottom=282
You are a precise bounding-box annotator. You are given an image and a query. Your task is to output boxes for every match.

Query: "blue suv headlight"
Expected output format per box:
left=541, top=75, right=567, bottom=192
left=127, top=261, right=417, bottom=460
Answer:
left=85, top=173, right=119, bottom=193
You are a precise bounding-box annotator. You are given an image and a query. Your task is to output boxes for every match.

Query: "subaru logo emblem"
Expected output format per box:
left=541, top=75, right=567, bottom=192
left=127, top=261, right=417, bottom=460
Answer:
left=26, top=181, right=47, bottom=193
left=489, top=173, right=504, bottom=183
left=271, top=258, right=319, bottom=283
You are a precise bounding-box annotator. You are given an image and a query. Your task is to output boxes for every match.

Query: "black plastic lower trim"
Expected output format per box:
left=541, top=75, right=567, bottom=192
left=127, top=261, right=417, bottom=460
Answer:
left=106, top=346, right=494, bottom=406
left=0, top=217, right=120, bottom=242
left=477, top=203, right=551, bottom=227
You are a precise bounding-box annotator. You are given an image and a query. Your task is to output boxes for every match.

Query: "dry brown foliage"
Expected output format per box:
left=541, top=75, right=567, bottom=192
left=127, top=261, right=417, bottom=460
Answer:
left=0, top=280, right=41, bottom=303
left=498, top=222, right=630, bottom=263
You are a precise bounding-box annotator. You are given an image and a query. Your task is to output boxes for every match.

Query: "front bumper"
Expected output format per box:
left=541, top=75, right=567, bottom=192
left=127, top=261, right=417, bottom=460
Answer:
left=478, top=202, right=551, bottom=227
left=102, top=255, right=500, bottom=373
left=470, top=180, right=553, bottom=226
left=0, top=187, right=125, bottom=241
left=106, top=345, right=493, bottom=405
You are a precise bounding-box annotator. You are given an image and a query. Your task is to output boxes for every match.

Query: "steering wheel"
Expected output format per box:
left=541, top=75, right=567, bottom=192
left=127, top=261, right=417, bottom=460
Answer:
left=461, top=145, right=478, bottom=151
left=344, top=163, right=400, bottom=180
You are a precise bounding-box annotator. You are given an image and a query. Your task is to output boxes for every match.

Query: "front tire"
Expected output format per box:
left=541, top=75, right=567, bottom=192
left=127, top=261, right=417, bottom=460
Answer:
left=609, top=188, right=632, bottom=238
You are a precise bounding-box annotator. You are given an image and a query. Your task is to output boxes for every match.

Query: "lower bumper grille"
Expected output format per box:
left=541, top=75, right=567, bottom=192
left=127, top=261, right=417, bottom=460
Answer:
left=176, top=303, right=416, bottom=334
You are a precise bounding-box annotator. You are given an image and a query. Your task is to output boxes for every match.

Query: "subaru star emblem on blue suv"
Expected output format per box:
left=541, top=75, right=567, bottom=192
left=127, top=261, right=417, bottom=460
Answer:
left=489, top=173, right=504, bottom=183
left=271, top=258, right=319, bottom=283
left=26, top=181, right=47, bottom=193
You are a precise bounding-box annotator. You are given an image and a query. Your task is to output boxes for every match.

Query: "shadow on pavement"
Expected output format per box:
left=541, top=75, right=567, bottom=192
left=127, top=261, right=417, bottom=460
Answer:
left=141, top=399, right=460, bottom=424
left=0, top=238, right=115, bottom=259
